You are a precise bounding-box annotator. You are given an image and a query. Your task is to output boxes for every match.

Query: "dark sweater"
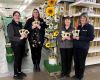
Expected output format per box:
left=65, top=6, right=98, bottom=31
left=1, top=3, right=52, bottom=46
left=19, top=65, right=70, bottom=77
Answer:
left=24, top=17, right=48, bottom=46
left=57, top=26, right=74, bottom=48
left=73, top=23, right=95, bottom=50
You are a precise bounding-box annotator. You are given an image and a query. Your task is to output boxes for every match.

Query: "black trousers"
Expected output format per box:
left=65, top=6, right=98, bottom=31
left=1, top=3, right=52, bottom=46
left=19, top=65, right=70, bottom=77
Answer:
left=30, top=44, right=42, bottom=65
left=73, top=48, right=88, bottom=79
left=60, top=48, right=73, bottom=75
left=12, top=43, right=25, bottom=75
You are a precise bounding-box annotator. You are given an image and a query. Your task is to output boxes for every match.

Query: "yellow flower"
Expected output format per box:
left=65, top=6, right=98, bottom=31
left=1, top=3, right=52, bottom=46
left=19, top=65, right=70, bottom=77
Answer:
left=46, top=7, right=55, bottom=16
left=45, top=41, right=51, bottom=48
left=48, top=34, right=54, bottom=39
left=48, top=0, right=57, bottom=7
left=53, top=30, right=59, bottom=37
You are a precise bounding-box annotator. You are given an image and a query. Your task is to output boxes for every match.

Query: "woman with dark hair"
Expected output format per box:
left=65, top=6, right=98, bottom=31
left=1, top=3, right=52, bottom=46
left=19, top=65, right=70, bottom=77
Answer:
left=7, top=11, right=27, bottom=79
left=25, top=9, right=48, bottom=72
left=72, top=13, right=94, bottom=80
left=57, top=16, right=74, bottom=79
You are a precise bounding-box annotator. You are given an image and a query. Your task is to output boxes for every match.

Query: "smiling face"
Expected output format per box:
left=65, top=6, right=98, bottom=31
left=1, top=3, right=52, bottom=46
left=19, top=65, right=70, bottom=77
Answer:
left=32, top=9, right=39, bottom=19
left=13, top=13, right=20, bottom=23
left=65, top=19, right=71, bottom=28
left=80, top=16, right=87, bottom=25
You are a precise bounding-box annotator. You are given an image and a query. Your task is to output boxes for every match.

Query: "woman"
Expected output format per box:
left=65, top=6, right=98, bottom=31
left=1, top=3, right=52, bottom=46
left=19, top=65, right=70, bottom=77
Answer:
left=73, top=13, right=94, bottom=80
left=25, top=9, right=48, bottom=72
left=7, top=11, right=27, bottom=79
left=57, top=16, right=73, bottom=79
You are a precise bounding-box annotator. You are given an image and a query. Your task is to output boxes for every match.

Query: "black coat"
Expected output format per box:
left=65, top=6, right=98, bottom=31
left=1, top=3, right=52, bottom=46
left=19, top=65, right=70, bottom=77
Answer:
left=73, top=23, right=95, bottom=50
left=25, top=17, right=48, bottom=47
left=7, top=20, right=26, bottom=47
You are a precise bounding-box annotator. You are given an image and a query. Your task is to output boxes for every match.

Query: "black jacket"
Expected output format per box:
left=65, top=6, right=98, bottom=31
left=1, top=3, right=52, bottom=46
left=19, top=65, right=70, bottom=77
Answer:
left=73, top=23, right=95, bottom=50
left=25, top=17, right=48, bottom=46
left=7, top=20, right=26, bottom=47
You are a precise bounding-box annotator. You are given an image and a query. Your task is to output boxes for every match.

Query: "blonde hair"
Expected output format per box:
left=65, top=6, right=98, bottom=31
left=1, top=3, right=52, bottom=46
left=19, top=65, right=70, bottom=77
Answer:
left=79, top=12, right=89, bottom=23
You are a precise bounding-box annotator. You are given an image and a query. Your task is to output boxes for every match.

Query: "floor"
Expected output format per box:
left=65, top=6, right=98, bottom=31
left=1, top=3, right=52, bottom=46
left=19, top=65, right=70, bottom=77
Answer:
left=0, top=65, right=100, bottom=80
left=0, top=47, right=100, bottom=80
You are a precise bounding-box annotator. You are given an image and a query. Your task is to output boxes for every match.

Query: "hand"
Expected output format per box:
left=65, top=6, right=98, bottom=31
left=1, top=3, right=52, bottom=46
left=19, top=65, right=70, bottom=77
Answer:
left=65, top=36, right=71, bottom=40
left=20, top=33, right=25, bottom=40
left=32, top=24, right=37, bottom=29
left=73, top=36, right=76, bottom=39
left=76, top=36, right=79, bottom=40
left=73, top=36, right=79, bottom=40
left=37, top=25, right=41, bottom=29
left=35, top=24, right=41, bottom=29
left=62, top=37, right=66, bottom=41
left=24, top=34, right=28, bottom=38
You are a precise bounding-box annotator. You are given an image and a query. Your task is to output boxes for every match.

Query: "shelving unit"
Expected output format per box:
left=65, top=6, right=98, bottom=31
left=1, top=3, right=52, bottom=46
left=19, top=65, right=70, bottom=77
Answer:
left=86, top=56, right=100, bottom=65
left=69, top=1, right=100, bottom=66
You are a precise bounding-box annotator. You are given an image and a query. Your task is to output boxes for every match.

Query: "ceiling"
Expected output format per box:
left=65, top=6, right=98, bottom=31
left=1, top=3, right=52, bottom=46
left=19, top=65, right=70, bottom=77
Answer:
left=0, top=0, right=100, bottom=17
left=0, top=0, right=45, bottom=17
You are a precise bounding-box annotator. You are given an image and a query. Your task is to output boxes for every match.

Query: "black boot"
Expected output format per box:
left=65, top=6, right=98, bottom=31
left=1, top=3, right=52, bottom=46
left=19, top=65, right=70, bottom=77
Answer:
left=36, top=64, right=41, bottom=72
left=34, top=64, right=38, bottom=72
left=13, top=74, right=23, bottom=79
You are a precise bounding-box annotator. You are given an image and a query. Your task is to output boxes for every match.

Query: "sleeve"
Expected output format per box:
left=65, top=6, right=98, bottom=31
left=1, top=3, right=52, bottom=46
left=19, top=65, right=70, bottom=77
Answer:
left=7, top=24, right=20, bottom=42
left=41, top=19, right=48, bottom=29
left=56, top=28, right=62, bottom=42
left=79, top=25, right=95, bottom=41
left=24, top=19, right=32, bottom=32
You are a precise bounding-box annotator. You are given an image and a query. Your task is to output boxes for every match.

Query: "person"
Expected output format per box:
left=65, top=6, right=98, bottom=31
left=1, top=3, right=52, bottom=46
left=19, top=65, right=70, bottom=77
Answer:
left=57, top=16, right=73, bottom=79
left=25, top=9, right=48, bottom=72
left=72, top=13, right=94, bottom=80
left=7, top=11, right=27, bottom=79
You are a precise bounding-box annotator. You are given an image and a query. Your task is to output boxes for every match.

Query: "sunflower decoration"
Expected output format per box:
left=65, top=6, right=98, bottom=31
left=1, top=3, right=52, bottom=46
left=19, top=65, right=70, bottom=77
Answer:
left=53, top=30, right=59, bottom=37
left=48, top=33, right=54, bottom=39
left=45, top=41, right=51, bottom=48
left=48, top=0, right=57, bottom=7
left=46, top=7, right=55, bottom=16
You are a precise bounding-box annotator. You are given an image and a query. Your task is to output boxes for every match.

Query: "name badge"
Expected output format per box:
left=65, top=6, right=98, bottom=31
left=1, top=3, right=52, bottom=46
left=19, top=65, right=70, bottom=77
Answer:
left=82, top=30, right=87, bottom=31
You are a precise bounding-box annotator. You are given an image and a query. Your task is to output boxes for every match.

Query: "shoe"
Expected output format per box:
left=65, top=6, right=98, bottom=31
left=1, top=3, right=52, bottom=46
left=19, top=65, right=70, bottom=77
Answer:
left=72, top=75, right=83, bottom=80
left=18, top=72, right=27, bottom=77
left=34, top=64, right=38, bottom=72
left=72, top=75, right=76, bottom=79
left=74, top=78, right=83, bottom=80
left=66, top=74, right=70, bottom=77
left=13, top=74, right=23, bottom=79
left=59, top=73, right=65, bottom=78
left=59, top=76, right=66, bottom=80
left=36, top=65, right=41, bottom=72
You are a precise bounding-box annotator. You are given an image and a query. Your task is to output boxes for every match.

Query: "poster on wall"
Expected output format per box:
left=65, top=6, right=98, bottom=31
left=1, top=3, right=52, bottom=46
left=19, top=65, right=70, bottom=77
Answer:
left=0, top=30, right=8, bottom=74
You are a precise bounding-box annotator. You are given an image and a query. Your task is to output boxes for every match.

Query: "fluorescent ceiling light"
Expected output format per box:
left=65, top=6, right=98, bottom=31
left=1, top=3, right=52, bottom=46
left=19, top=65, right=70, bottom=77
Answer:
left=28, top=0, right=32, bottom=4
left=19, top=0, right=33, bottom=12
left=24, top=0, right=32, bottom=4
left=0, top=9, right=7, bottom=16
left=19, top=5, right=27, bottom=12
left=24, top=0, right=28, bottom=4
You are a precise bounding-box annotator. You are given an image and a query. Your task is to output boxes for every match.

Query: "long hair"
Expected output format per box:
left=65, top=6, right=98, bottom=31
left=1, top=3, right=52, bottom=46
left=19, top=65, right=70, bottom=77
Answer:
left=79, top=12, right=89, bottom=24
left=63, top=16, right=73, bottom=29
left=32, top=9, right=40, bottom=20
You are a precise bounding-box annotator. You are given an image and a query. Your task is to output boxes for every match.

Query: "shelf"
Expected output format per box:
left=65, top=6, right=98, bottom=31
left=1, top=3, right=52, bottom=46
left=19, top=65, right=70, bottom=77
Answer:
left=88, top=46, right=100, bottom=53
left=72, top=13, right=100, bottom=17
left=93, top=37, right=100, bottom=41
left=86, top=56, right=100, bottom=65
left=69, top=1, right=100, bottom=8
left=94, top=27, right=100, bottom=30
